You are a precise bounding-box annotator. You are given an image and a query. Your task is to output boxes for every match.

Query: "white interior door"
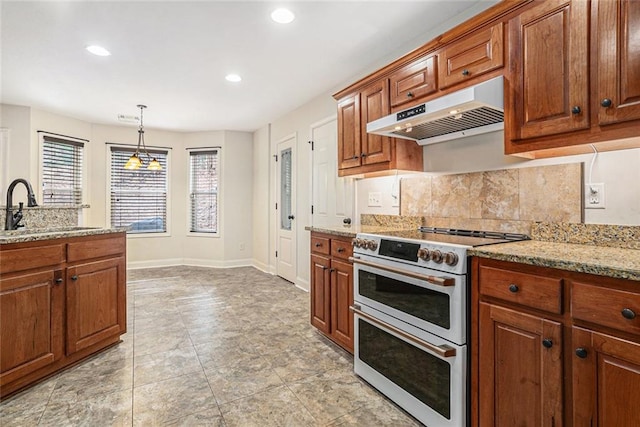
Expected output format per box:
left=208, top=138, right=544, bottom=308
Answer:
left=276, top=134, right=296, bottom=283
left=311, top=117, right=354, bottom=227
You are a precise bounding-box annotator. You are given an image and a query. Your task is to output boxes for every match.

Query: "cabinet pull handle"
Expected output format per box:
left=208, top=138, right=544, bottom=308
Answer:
left=407, top=92, right=414, bottom=98
left=575, top=347, right=588, bottom=359
left=55, top=278, right=63, bottom=284
left=462, top=69, right=470, bottom=76
left=601, top=98, right=612, bottom=108
left=622, top=308, right=636, bottom=320
left=571, top=106, right=581, bottom=114
left=508, top=284, right=519, bottom=293
left=71, top=275, right=78, bottom=281
left=542, top=339, right=553, bottom=349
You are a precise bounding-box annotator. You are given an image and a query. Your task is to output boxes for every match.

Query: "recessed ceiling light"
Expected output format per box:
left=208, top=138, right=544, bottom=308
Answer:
left=86, top=45, right=111, bottom=56
left=225, top=74, right=242, bottom=83
left=271, top=8, right=295, bottom=24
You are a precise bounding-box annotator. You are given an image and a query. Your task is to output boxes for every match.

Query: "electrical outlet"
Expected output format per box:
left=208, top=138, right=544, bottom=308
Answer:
left=368, top=192, right=382, bottom=207
left=585, top=183, right=605, bottom=209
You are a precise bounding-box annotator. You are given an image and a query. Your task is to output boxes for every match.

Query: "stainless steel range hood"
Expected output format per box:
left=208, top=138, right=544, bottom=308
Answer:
left=366, top=76, right=504, bottom=145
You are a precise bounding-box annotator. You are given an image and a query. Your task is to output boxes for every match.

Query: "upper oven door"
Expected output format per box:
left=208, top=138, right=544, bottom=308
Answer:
left=352, top=254, right=466, bottom=345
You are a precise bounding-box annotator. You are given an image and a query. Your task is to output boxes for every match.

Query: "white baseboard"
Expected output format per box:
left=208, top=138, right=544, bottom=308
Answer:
left=182, top=258, right=254, bottom=268
left=126, top=258, right=183, bottom=270
left=251, top=259, right=272, bottom=274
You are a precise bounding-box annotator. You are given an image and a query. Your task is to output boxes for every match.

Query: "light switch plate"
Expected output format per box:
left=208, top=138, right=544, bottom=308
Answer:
left=368, top=192, right=382, bottom=207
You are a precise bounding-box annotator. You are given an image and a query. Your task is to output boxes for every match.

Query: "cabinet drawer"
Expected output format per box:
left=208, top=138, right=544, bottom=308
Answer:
left=0, top=244, right=65, bottom=274
left=311, top=236, right=330, bottom=255
left=67, top=235, right=125, bottom=262
left=479, top=265, right=563, bottom=314
left=438, top=22, right=504, bottom=89
left=331, top=239, right=353, bottom=260
left=389, top=55, right=437, bottom=107
left=572, top=282, right=640, bottom=336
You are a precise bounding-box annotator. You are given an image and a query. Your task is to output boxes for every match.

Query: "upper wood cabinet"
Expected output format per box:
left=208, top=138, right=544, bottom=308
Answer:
left=438, top=22, right=504, bottom=89
left=336, top=80, right=423, bottom=177
left=506, top=0, right=590, bottom=141
left=389, top=54, right=437, bottom=108
left=595, top=0, right=640, bottom=126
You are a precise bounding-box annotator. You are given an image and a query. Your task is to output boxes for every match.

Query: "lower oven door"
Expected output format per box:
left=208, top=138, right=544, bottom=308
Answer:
left=352, top=254, right=466, bottom=345
left=352, top=304, right=466, bottom=427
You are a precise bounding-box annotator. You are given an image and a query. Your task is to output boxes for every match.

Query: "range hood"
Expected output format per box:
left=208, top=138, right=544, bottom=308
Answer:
left=366, top=76, right=504, bottom=145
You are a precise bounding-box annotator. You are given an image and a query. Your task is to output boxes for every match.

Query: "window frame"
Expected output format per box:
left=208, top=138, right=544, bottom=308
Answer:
left=38, top=132, right=87, bottom=206
left=107, top=143, right=171, bottom=238
left=187, top=147, right=221, bottom=238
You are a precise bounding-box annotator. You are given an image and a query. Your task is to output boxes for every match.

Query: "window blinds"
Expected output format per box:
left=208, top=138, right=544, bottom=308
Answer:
left=42, top=136, right=83, bottom=205
left=110, top=147, right=168, bottom=233
left=189, top=150, right=219, bottom=233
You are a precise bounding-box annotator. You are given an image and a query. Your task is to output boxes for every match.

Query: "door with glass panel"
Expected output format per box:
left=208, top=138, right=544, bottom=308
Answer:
left=276, top=134, right=296, bottom=283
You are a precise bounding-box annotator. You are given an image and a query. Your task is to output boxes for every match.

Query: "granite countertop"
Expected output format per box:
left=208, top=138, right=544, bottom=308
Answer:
left=0, top=226, right=125, bottom=244
left=305, top=225, right=417, bottom=238
left=470, top=240, right=640, bottom=281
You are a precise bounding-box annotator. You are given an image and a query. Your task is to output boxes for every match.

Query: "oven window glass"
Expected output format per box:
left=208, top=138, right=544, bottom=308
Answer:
left=358, top=270, right=450, bottom=329
left=359, top=319, right=451, bottom=419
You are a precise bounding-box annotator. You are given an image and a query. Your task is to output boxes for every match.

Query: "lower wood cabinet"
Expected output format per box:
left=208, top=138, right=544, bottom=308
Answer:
left=473, top=257, right=640, bottom=426
left=0, top=232, right=126, bottom=399
left=310, top=232, right=354, bottom=353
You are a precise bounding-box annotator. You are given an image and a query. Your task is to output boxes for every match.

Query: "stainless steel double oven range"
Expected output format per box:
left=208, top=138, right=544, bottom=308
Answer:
left=350, top=227, right=528, bottom=426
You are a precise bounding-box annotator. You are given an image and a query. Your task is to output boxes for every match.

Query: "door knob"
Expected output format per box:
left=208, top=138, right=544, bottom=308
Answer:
left=287, top=215, right=295, bottom=220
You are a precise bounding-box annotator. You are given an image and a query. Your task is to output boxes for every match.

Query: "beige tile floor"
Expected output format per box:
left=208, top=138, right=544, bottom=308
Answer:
left=0, top=266, right=421, bottom=426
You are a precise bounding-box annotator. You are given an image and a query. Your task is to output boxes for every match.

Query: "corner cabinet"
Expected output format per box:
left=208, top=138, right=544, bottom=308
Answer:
left=0, top=232, right=126, bottom=399
left=310, top=232, right=354, bottom=353
left=472, top=257, right=640, bottom=426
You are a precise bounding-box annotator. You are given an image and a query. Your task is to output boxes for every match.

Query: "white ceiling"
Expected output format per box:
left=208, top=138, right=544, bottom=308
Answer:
left=1, top=0, right=499, bottom=133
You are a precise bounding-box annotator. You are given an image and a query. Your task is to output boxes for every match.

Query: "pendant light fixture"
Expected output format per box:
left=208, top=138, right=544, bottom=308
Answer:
left=124, top=104, right=162, bottom=170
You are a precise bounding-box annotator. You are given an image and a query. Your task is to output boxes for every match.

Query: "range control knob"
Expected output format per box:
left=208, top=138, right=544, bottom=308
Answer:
left=430, top=250, right=443, bottom=263
left=444, top=252, right=459, bottom=266
left=366, top=240, right=378, bottom=251
left=351, top=238, right=357, bottom=247
left=417, top=248, right=431, bottom=260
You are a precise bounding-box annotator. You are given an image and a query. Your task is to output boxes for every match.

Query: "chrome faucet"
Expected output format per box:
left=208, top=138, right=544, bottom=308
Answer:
left=5, top=178, right=38, bottom=230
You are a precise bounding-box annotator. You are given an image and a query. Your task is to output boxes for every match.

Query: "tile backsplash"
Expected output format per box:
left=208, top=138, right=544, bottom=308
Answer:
left=400, top=163, right=583, bottom=234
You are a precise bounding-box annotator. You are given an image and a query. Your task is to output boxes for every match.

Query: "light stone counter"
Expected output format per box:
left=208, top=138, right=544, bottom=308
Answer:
left=470, top=240, right=640, bottom=281
left=304, top=225, right=413, bottom=239
left=0, top=227, right=126, bottom=245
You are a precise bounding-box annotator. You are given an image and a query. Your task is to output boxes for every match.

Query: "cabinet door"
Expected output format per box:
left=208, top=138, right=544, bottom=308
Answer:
left=0, top=270, right=64, bottom=386
left=66, top=257, right=126, bottom=355
left=572, top=327, right=640, bottom=427
left=438, top=22, right=504, bottom=89
left=595, top=0, right=640, bottom=125
left=310, top=254, right=331, bottom=334
left=507, top=0, right=589, bottom=140
left=479, top=303, right=563, bottom=426
left=360, top=80, right=391, bottom=166
left=337, top=94, right=361, bottom=170
left=389, top=55, right=437, bottom=108
left=331, top=258, right=354, bottom=353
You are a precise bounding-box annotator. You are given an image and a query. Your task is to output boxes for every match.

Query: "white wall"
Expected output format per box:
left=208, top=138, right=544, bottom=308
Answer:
left=1, top=104, right=255, bottom=268
left=0, top=104, right=32, bottom=202
left=252, top=125, right=271, bottom=273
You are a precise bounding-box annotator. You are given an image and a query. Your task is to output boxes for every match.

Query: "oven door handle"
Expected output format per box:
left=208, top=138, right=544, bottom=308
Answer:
left=350, top=305, right=456, bottom=358
left=349, top=256, right=455, bottom=287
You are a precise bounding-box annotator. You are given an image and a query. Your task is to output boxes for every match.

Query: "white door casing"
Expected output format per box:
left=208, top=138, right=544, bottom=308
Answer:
left=311, top=117, right=354, bottom=227
left=276, top=133, right=296, bottom=283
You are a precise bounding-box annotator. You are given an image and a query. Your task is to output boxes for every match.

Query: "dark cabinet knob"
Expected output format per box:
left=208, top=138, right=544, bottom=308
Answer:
left=462, top=69, right=470, bottom=76
left=337, top=248, right=345, bottom=253
left=321, top=266, right=328, bottom=271
left=314, top=243, right=322, bottom=247
left=55, top=278, right=63, bottom=284
left=352, top=155, right=359, bottom=159
left=601, top=98, right=612, bottom=107
left=71, top=275, right=78, bottom=281
left=330, top=268, right=336, bottom=273
left=542, top=339, right=553, bottom=349
left=575, top=348, right=588, bottom=359
left=571, top=106, right=581, bottom=114
left=508, top=284, right=519, bottom=293
left=622, top=308, right=636, bottom=320
left=361, top=153, right=367, bottom=158
left=287, top=215, right=295, bottom=220
left=407, top=92, right=414, bottom=98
